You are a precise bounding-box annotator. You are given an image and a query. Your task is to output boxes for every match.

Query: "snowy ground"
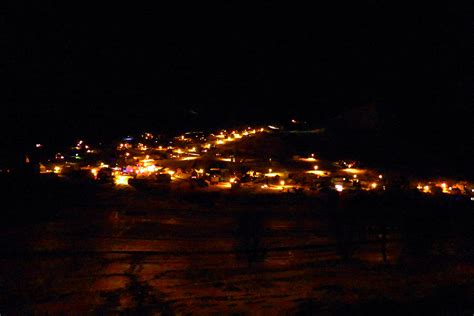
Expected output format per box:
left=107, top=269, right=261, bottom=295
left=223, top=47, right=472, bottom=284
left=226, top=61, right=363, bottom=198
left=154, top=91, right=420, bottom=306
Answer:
left=1, top=186, right=473, bottom=314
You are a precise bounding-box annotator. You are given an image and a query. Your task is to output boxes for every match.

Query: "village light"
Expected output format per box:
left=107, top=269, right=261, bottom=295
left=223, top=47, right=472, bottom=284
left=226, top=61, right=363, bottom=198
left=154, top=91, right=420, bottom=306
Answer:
left=114, top=175, right=131, bottom=186
left=378, top=174, right=383, bottom=179
left=280, top=180, right=285, bottom=186
left=441, top=182, right=449, bottom=193
left=91, top=168, right=98, bottom=177
left=313, top=165, right=319, bottom=170
left=53, top=166, right=61, bottom=174
left=335, top=184, right=343, bottom=192
left=343, top=168, right=363, bottom=174
left=371, top=182, right=377, bottom=189
left=146, top=165, right=156, bottom=172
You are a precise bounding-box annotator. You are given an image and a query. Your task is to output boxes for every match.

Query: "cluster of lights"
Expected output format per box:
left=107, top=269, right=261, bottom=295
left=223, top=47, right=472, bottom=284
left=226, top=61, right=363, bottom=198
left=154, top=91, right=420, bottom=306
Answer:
left=213, top=127, right=265, bottom=146
left=38, top=125, right=474, bottom=199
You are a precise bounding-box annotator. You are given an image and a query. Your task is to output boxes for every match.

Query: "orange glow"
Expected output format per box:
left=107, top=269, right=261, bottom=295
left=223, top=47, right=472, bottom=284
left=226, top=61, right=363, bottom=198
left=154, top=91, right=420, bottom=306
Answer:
left=298, top=157, right=317, bottom=162
left=342, top=168, right=364, bottom=174
left=306, top=170, right=328, bottom=176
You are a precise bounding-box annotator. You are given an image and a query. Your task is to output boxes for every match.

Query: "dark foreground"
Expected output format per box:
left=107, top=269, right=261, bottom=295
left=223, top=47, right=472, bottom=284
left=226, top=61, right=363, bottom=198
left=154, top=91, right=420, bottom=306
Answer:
left=1, top=175, right=473, bottom=315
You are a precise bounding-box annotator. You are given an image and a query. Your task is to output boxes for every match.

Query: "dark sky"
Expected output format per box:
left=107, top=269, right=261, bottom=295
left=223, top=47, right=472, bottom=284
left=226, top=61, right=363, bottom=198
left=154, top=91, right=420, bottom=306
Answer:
left=3, top=2, right=472, bottom=148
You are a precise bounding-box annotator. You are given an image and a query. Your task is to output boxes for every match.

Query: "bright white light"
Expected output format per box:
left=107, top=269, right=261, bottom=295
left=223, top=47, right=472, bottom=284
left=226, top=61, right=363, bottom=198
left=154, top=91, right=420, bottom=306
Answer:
left=335, top=184, right=343, bottom=192
left=114, top=175, right=132, bottom=185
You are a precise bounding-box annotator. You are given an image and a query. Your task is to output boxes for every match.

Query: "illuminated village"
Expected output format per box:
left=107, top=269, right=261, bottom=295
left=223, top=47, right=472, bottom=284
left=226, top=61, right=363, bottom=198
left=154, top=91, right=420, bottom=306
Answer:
left=37, top=124, right=474, bottom=200
left=4, top=2, right=473, bottom=312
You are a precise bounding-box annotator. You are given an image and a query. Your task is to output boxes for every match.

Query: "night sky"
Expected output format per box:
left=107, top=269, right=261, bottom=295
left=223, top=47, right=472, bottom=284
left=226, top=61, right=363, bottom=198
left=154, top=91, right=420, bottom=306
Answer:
left=3, top=3, right=472, bottom=153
